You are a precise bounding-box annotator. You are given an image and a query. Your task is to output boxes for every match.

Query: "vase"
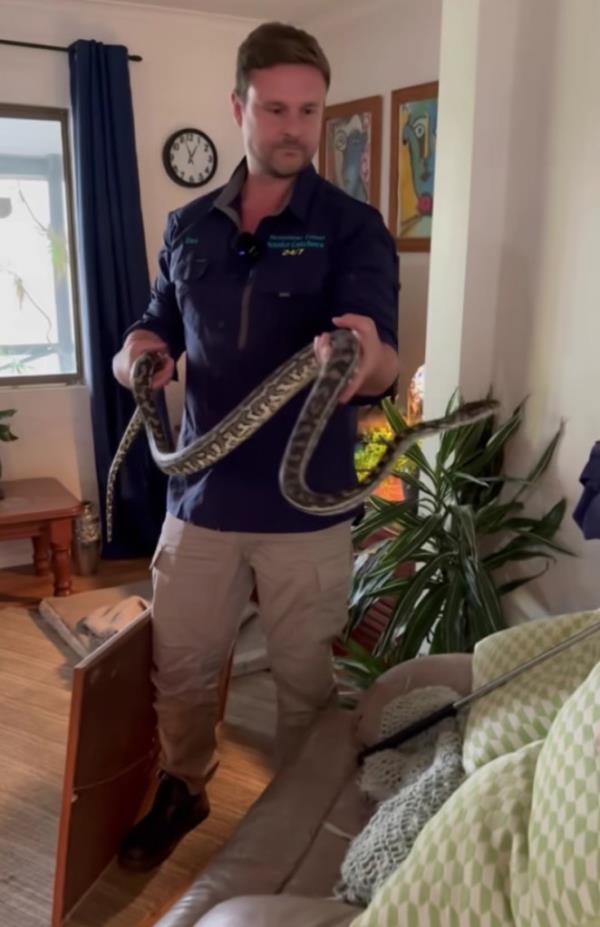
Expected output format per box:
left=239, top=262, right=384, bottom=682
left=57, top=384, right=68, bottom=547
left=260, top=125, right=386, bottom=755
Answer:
left=72, top=500, right=102, bottom=576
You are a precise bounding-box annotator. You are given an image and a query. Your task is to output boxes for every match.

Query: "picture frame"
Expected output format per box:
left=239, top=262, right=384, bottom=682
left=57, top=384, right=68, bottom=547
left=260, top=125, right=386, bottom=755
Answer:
left=389, top=81, right=439, bottom=252
left=318, top=95, right=382, bottom=208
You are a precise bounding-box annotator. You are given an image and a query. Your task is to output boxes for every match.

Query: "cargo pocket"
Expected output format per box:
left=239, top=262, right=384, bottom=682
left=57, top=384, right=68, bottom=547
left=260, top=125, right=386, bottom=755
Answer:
left=314, top=545, right=354, bottom=639
left=316, top=549, right=353, bottom=595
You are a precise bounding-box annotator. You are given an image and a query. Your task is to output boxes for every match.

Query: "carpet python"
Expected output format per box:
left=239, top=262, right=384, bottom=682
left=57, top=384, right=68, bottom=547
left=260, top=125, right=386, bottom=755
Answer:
left=106, top=329, right=497, bottom=541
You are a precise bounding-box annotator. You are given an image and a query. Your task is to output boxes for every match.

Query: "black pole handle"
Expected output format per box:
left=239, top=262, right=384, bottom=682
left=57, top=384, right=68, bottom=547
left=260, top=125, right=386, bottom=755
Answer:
left=357, top=701, right=458, bottom=765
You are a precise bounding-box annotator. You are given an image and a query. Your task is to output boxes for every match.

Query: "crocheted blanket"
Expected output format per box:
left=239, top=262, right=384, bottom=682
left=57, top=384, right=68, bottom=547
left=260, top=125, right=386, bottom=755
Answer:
left=335, top=685, right=465, bottom=906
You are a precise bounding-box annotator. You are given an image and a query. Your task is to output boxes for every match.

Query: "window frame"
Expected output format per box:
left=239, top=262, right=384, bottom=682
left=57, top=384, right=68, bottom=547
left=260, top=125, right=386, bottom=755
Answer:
left=0, top=102, right=83, bottom=387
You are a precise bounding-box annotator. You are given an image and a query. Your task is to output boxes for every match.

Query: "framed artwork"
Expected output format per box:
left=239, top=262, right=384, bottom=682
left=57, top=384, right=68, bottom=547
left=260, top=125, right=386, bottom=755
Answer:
left=389, top=81, right=438, bottom=252
left=318, top=95, right=382, bottom=208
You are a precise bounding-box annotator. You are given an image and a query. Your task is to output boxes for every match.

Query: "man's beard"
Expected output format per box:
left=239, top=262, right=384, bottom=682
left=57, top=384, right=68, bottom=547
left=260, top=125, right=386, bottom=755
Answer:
left=257, top=141, right=313, bottom=178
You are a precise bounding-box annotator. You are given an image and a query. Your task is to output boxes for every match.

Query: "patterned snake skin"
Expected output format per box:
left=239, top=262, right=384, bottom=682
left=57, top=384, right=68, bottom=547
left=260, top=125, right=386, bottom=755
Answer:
left=106, top=330, right=497, bottom=541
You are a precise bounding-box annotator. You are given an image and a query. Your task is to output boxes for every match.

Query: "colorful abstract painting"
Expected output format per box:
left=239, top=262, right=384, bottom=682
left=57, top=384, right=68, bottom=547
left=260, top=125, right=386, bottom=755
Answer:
left=390, top=82, right=438, bottom=252
left=319, top=96, right=382, bottom=208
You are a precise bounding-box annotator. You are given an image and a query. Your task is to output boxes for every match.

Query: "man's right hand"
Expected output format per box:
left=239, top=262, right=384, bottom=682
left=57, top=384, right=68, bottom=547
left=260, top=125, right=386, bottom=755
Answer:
left=112, top=331, right=175, bottom=391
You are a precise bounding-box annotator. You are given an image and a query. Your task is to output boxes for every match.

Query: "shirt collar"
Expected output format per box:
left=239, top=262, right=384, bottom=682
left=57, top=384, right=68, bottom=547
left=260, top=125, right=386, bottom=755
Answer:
left=212, top=157, right=319, bottom=224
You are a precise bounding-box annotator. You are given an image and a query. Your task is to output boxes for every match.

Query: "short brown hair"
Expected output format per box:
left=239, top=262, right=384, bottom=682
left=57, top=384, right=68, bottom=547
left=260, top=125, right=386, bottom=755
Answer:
left=235, top=21, right=331, bottom=99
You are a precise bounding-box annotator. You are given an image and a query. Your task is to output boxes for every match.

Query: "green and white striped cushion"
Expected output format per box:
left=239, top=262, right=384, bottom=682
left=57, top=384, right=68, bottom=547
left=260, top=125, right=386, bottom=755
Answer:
left=463, top=608, right=600, bottom=773
left=520, top=660, right=600, bottom=926
left=351, top=612, right=600, bottom=927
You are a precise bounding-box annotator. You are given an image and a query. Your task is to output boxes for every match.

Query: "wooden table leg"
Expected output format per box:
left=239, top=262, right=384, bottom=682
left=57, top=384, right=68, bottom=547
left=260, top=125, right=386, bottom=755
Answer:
left=48, top=517, right=74, bottom=596
left=32, top=531, right=51, bottom=575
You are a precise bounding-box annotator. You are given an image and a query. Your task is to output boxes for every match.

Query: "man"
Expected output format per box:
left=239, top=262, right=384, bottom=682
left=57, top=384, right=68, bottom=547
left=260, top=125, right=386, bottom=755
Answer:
left=113, top=21, right=399, bottom=871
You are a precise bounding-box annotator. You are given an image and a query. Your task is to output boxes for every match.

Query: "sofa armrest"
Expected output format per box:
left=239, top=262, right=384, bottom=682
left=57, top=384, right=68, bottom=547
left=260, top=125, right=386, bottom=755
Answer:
left=196, top=895, right=358, bottom=927
left=154, top=708, right=359, bottom=927
left=355, top=653, right=473, bottom=746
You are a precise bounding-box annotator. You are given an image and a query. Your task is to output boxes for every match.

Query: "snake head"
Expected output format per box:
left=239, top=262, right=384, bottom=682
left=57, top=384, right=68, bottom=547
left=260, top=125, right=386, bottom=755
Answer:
left=455, top=398, right=499, bottom=423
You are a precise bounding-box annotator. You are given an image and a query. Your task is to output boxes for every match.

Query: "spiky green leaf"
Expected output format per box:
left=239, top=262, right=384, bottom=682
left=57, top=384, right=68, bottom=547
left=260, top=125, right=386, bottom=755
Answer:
left=396, top=584, right=447, bottom=660
left=375, top=553, right=452, bottom=657
left=515, top=424, right=564, bottom=498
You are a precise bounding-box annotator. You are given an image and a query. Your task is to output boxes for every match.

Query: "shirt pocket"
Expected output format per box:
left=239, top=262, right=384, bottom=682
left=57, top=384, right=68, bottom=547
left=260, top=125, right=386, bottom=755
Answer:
left=170, top=247, right=210, bottom=284
left=250, top=259, right=329, bottom=350
left=171, top=250, right=241, bottom=352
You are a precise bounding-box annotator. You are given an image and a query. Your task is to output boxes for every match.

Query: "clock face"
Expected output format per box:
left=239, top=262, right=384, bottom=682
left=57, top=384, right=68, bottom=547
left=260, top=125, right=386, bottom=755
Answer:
left=163, top=128, right=217, bottom=188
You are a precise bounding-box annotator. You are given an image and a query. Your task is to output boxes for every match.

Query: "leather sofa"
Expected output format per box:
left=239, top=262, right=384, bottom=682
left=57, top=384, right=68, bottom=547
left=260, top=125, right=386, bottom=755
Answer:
left=154, top=653, right=473, bottom=927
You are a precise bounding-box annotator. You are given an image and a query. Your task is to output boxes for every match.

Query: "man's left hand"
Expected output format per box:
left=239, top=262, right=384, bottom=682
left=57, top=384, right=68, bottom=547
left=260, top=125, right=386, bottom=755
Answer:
left=313, top=313, right=398, bottom=404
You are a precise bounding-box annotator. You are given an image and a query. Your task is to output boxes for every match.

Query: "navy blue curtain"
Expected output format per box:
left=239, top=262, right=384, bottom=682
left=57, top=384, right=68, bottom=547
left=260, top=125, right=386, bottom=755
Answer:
left=69, top=39, right=167, bottom=558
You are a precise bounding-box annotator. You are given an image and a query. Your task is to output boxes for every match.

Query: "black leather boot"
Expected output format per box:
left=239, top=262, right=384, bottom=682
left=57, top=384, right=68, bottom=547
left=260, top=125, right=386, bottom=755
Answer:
left=118, top=772, right=210, bottom=872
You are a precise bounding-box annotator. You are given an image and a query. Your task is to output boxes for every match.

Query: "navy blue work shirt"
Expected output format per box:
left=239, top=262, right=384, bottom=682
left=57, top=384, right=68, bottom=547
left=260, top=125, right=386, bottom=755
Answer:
left=127, top=160, right=399, bottom=533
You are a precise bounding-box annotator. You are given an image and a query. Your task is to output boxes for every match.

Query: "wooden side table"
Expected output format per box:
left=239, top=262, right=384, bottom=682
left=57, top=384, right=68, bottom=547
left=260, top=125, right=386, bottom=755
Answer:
left=0, top=478, right=83, bottom=596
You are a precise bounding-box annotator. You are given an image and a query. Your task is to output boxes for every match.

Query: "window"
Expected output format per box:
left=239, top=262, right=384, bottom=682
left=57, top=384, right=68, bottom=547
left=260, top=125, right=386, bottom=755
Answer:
left=0, top=104, right=81, bottom=384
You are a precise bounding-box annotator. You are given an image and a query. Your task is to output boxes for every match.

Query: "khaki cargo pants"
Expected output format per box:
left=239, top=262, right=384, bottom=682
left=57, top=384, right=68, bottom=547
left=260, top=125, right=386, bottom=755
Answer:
left=150, top=513, right=354, bottom=793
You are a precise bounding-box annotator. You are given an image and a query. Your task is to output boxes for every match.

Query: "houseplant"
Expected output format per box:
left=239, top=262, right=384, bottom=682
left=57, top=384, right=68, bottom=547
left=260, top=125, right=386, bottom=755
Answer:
left=339, top=394, right=571, bottom=689
left=0, top=408, right=18, bottom=498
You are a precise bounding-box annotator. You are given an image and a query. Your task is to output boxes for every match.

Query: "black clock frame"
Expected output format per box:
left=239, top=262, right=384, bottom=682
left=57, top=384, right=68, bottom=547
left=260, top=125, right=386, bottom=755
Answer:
left=162, top=127, right=218, bottom=188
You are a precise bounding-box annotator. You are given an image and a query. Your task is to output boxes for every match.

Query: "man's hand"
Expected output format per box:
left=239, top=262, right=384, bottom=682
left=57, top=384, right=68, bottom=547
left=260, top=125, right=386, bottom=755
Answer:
left=313, top=313, right=399, bottom=403
left=112, top=331, right=175, bottom=391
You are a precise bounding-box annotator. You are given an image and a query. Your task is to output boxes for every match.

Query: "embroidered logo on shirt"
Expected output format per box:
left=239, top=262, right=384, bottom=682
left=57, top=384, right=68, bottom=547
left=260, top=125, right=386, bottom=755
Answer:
left=267, top=234, right=326, bottom=252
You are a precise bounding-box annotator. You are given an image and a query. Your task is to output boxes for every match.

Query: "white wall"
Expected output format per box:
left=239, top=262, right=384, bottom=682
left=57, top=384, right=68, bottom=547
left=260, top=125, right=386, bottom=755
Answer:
left=307, top=0, right=443, bottom=400
left=500, top=0, right=600, bottom=616
left=426, top=0, right=600, bottom=619
left=0, top=0, right=255, bottom=564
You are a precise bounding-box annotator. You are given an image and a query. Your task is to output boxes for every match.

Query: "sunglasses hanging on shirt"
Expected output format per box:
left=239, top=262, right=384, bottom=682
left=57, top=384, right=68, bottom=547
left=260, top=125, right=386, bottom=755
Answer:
left=232, top=231, right=264, bottom=262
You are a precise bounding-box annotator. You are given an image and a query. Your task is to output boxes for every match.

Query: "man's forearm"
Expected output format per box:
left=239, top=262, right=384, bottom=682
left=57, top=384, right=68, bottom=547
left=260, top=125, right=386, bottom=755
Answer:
left=358, top=343, right=400, bottom=396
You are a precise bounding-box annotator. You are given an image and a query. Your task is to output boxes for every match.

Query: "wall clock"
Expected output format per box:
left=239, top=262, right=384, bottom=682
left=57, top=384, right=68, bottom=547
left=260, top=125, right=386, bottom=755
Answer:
left=162, top=128, right=218, bottom=188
